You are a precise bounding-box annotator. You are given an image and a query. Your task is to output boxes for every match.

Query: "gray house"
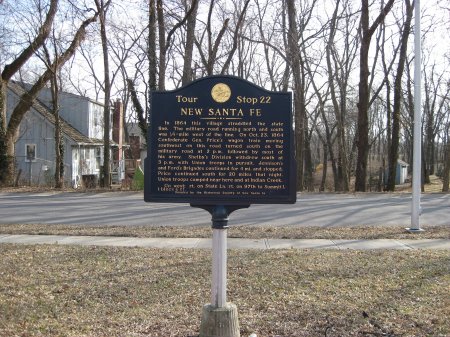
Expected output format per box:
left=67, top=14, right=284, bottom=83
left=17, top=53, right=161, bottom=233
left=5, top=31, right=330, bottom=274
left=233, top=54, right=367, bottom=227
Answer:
left=7, top=82, right=122, bottom=187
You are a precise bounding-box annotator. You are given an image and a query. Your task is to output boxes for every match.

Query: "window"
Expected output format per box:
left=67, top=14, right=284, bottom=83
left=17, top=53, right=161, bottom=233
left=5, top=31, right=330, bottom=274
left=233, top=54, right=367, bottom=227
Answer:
left=25, top=144, right=36, bottom=162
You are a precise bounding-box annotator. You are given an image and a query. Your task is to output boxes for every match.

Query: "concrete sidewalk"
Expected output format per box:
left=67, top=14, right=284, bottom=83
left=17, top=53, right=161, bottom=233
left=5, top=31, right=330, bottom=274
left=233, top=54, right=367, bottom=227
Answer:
left=1, top=234, right=449, bottom=250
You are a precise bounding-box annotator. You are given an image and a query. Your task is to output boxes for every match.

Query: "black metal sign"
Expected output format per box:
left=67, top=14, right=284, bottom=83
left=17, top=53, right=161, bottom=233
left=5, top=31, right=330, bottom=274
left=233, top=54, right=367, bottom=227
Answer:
left=144, top=75, right=296, bottom=204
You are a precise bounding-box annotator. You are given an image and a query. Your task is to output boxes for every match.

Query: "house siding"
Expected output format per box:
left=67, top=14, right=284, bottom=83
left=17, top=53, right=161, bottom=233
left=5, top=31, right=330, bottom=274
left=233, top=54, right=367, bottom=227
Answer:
left=29, top=87, right=104, bottom=139
left=7, top=83, right=108, bottom=187
left=13, top=110, right=75, bottom=186
left=49, top=94, right=90, bottom=136
left=7, top=83, right=125, bottom=188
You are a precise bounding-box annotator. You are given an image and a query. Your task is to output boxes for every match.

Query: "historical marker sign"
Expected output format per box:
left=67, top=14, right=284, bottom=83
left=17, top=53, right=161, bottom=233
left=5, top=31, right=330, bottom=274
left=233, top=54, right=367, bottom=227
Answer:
left=144, top=75, right=296, bottom=204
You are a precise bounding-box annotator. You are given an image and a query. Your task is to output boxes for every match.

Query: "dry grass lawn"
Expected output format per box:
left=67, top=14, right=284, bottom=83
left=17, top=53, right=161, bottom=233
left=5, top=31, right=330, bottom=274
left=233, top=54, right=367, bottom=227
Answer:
left=0, top=244, right=449, bottom=337
left=1, top=223, right=449, bottom=240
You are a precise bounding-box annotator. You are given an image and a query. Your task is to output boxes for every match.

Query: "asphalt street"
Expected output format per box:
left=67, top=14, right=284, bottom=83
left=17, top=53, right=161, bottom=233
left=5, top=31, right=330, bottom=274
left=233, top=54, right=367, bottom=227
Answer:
left=0, top=192, right=448, bottom=227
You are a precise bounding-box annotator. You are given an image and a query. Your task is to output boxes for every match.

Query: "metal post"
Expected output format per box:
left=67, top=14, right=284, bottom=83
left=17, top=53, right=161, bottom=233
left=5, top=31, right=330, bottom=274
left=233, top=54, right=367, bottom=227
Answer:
left=211, top=220, right=228, bottom=307
left=408, top=0, right=423, bottom=232
left=210, top=205, right=229, bottom=308
left=193, top=204, right=249, bottom=337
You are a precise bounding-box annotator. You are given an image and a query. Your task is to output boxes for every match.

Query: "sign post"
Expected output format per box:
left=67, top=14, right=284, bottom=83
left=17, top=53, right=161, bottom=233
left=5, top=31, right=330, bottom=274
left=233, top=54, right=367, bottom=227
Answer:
left=408, top=0, right=423, bottom=232
left=194, top=205, right=248, bottom=337
left=194, top=206, right=249, bottom=306
left=145, top=75, right=296, bottom=337
left=212, top=226, right=227, bottom=308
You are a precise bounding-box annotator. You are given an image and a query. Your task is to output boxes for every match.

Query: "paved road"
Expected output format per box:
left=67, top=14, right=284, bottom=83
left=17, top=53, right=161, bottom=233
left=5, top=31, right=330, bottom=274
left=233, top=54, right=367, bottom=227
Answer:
left=0, top=192, right=448, bottom=227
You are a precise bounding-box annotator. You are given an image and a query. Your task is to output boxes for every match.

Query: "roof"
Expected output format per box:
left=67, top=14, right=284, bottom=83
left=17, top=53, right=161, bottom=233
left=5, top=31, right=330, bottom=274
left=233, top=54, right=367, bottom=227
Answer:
left=126, top=122, right=146, bottom=137
left=8, top=82, right=104, bottom=146
left=12, top=80, right=104, bottom=107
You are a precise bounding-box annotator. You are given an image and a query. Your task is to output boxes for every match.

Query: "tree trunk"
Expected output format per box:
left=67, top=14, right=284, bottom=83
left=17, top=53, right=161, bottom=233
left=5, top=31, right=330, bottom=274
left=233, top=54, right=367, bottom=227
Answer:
left=220, top=0, right=251, bottom=75
left=157, top=0, right=199, bottom=87
left=157, top=0, right=166, bottom=90
left=45, top=49, right=64, bottom=189
left=50, top=71, right=64, bottom=188
left=442, top=126, right=450, bottom=192
left=286, top=0, right=304, bottom=191
left=386, top=0, right=413, bottom=191
left=127, top=79, right=147, bottom=140
left=355, top=0, right=394, bottom=191
left=424, top=108, right=434, bottom=184
left=43, top=39, right=64, bottom=189
left=5, top=127, right=16, bottom=186
left=320, top=142, right=328, bottom=192
left=355, top=1, right=371, bottom=192
left=201, top=2, right=229, bottom=76
left=148, top=0, right=157, bottom=92
left=325, top=0, right=350, bottom=192
left=304, top=130, right=314, bottom=191
left=0, top=81, right=9, bottom=185
left=181, top=0, right=198, bottom=85
left=95, top=0, right=112, bottom=188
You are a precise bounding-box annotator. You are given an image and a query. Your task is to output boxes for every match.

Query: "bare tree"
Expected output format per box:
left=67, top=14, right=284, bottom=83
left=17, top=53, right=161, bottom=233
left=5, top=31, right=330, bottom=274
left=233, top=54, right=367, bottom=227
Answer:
left=127, top=78, right=146, bottom=139
left=379, top=11, right=404, bottom=189
left=422, top=64, right=450, bottom=183
left=285, top=0, right=305, bottom=190
left=4, top=12, right=98, bottom=186
left=148, top=0, right=157, bottom=92
left=75, top=41, right=104, bottom=100
left=220, top=0, right=251, bottom=75
left=42, top=32, right=64, bottom=188
left=181, top=0, right=198, bottom=85
left=93, top=0, right=112, bottom=188
left=443, top=116, right=450, bottom=192
left=324, top=0, right=360, bottom=191
left=155, top=0, right=199, bottom=90
left=285, top=0, right=323, bottom=191
left=127, top=0, right=200, bottom=142
left=355, top=0, right=395, bottom=192
left=241, top=0, right=289, bottom=90
left=194, top=0, right=250, bottom=76
left=0, top=0, right=59, bottom=186
left=385, top=0, right=414, bottom=191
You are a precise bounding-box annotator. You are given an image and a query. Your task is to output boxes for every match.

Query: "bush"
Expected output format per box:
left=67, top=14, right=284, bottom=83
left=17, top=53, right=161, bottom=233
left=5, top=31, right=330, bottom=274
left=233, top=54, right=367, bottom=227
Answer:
left=132, top=165, right=144, bottom=190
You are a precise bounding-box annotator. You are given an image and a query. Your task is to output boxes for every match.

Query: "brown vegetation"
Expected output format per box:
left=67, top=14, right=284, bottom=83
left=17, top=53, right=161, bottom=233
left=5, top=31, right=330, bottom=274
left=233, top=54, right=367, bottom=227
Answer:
left=0, top=245, right=448, bottom=336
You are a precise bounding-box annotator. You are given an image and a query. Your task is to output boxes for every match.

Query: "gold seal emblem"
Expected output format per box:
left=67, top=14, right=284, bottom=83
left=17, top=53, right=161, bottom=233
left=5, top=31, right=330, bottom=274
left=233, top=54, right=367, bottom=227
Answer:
left=211, top=83, right=231, bottom=103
